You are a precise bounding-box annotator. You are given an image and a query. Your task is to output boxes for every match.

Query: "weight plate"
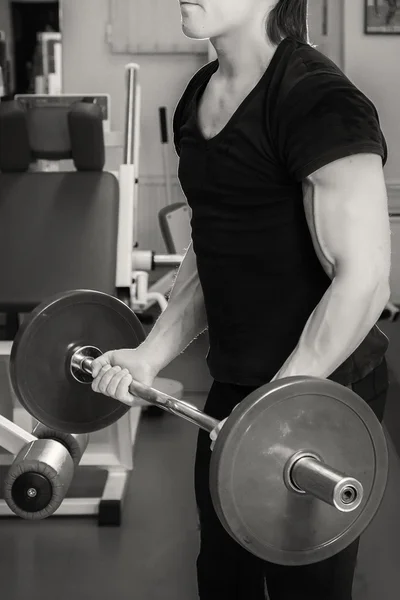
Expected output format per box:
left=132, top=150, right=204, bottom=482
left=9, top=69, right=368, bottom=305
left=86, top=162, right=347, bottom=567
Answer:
left=210, top=377, right=388, bottom=566
left=10, top=290, right=145, bottom=433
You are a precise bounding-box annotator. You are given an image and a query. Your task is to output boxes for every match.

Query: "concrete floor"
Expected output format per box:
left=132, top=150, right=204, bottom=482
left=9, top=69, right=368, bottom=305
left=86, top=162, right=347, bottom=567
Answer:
left=0, top=320, right=399, bottom=599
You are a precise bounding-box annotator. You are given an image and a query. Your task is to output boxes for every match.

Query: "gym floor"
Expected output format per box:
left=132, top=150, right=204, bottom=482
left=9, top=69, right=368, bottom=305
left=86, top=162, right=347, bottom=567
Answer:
left=0, top=320, right=399, bottom=599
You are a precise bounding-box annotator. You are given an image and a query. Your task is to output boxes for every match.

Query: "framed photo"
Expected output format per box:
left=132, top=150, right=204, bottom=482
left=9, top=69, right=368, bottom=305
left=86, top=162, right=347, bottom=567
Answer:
left=365, top=0, right=400, bottom=34
left=322, top=0, right=328, bottom=35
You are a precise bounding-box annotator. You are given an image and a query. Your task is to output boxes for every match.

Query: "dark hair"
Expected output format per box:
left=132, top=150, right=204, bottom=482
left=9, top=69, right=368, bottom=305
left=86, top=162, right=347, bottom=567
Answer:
left=266, top=0, right=309, bottom=45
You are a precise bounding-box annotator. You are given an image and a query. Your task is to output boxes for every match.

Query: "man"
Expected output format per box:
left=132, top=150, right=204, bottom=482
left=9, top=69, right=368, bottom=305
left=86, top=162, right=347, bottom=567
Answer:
left=92, top=1, right=391, bottom=597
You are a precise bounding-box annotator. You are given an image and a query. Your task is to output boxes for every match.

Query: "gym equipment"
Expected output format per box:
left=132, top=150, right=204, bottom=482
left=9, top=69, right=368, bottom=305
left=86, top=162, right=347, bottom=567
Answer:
left=15, top=94, right=113, bottom=135
left=0, top=63, right=183, bottom=522
left=131, top=251, right=183, bottom=313
left=33, top=31, right=62, bottom=95
left=0, top=341, right=141, bottom=526
left=11, top=290, right=146, bottom=434
left=9, top=289, right=388, bottom=565
left=211, top=380, right=387, bottom=565
left=159, top=203, right=191, bottom=256
left=159, top=107, right=173, bottom=207
left=32, top=423, right=89, bottom=468
left=0, top=413, right=77, bottom=520
left=120, top=67, right=187, bottom=316
left=4, top=438, right=75, bottom=520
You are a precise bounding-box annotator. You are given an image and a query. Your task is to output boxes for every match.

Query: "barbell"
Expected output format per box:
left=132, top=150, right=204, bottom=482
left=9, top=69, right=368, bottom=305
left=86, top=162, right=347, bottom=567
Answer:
left=8, top=290, right=388, bottom=566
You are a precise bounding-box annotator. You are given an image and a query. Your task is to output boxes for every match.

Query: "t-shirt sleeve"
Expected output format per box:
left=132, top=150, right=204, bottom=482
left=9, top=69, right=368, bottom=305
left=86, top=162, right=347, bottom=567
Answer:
left=276, top=73, right=388, bottom=182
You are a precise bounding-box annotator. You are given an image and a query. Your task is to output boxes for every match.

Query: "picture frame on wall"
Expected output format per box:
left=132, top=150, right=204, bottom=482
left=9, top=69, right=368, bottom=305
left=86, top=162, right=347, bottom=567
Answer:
left=322, top=0, right=328, bottom=35
left=365, top=0, right=400, bottom=34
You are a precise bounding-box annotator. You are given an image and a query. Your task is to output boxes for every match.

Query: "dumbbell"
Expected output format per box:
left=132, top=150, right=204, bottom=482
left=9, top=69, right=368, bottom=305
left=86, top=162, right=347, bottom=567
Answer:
left=8, top=289, right=388, bottom=565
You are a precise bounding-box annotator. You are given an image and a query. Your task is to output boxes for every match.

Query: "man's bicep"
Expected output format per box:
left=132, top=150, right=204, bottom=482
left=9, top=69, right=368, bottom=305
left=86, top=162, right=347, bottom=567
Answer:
left=302, top=153, right=391, bottom=287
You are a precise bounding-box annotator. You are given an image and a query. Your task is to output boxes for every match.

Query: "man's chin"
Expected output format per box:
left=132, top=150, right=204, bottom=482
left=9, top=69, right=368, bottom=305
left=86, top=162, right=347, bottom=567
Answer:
left=181, top=23, right=210, bottom=41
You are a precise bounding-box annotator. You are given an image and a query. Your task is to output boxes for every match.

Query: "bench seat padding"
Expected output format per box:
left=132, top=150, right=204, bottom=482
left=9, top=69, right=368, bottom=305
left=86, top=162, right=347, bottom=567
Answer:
left=0, top=171, right=119, bottom=310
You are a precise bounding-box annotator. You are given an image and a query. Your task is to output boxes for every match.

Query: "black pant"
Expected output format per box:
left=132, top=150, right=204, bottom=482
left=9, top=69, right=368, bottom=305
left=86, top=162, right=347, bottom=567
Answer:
left=194, top=359, right=389, bottom=600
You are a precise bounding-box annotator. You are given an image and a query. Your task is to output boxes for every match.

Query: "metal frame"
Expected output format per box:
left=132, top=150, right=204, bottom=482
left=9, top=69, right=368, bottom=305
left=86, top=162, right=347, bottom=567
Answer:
left=116, top=63, right=184, bottom=312
left=15, top=93, right=112, bottom=133
left=116, top=64, right=140, bottom=289
left=34, top=32, right=63, bottom=95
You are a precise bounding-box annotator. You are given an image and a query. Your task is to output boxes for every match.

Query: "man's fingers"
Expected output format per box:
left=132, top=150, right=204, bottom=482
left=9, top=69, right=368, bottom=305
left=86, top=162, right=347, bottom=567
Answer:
left=114, top=370, right=140, bottom=405
left=106, top=368, right=130, bottom=398
left=92, top=364, right=117, bottom=394
left=91, top=354, right=112, bottom=378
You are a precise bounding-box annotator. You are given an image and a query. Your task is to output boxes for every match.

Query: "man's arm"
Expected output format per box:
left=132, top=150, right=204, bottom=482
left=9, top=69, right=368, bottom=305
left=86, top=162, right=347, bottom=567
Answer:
left=140, top=241, right=208, bottom=371
left=271, top=153, right=391, bottom=382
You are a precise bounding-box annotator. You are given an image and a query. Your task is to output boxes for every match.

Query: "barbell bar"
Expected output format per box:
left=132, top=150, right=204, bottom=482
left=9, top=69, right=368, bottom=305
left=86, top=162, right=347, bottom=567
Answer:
left=70, top=346, right=219, bottom=432
left=8, top=289, right=388, bottom=566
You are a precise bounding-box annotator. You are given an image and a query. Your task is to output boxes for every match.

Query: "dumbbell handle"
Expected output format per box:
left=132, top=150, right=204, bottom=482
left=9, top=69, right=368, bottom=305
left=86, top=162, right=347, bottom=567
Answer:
left=78, top=352, right=364, bottom=512
left=81, top=357, right=220, bottom=433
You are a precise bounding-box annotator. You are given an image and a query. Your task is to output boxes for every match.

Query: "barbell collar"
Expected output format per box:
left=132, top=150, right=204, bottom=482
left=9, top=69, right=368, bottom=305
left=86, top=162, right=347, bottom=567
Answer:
left=287, top=452, right=363, bottom=512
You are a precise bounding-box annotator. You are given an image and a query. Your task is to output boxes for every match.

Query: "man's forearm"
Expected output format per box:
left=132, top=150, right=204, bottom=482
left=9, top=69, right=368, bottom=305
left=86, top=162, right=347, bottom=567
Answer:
left=271, top=277, right=390, bottom=382
left=140, top=242, right=208, bottom=371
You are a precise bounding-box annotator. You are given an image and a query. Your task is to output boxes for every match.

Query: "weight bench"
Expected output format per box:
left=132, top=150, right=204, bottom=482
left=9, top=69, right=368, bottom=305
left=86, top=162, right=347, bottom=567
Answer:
left=0, top=98, right=118, bottom=308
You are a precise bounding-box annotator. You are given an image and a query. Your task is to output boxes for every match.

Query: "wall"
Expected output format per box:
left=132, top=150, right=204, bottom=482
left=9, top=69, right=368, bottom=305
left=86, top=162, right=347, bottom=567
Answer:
left=343, top=0, right=400, bottom=184
left=308, top=0, right=343, bottom=67
left=61, top=0, right=205, bottom=180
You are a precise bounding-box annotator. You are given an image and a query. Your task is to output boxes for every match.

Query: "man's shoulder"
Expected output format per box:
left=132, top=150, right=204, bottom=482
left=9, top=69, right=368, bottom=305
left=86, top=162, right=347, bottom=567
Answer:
left=287, top=40, right=343, bottom=73
left=274, top=39, right=351, bottom=105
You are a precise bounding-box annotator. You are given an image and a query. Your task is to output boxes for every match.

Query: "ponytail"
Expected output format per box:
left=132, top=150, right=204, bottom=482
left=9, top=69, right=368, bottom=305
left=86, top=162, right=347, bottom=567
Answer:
left=266, top=0, right=309, bottom=45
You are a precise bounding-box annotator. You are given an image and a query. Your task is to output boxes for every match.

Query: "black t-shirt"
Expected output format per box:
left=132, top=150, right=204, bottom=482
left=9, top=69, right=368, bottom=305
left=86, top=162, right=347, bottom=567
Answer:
left=173, top=37, right=389, bottom=387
